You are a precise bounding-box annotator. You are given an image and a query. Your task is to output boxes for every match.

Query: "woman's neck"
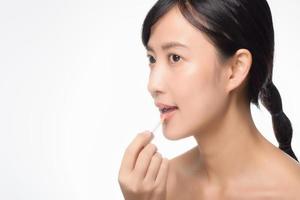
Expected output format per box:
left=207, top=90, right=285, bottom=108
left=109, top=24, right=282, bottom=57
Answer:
left=192, top=98, right=268, bottom=187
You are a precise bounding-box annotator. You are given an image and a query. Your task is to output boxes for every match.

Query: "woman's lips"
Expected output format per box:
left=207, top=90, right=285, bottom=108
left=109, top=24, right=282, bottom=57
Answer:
left=160, top=108, right=178, bottom=121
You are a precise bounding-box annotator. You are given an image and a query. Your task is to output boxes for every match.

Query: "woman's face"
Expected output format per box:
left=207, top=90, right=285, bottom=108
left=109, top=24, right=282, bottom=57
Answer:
left=146, top=6, right=230, bottom=140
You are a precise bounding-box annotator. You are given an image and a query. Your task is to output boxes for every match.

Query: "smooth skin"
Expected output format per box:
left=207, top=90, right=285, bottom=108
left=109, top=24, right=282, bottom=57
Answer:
left=119, top=4, right=300, bottom=200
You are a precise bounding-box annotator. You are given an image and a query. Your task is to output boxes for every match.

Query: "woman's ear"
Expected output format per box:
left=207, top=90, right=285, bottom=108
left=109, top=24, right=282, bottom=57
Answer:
left=225, top=49, right=252, bottom=93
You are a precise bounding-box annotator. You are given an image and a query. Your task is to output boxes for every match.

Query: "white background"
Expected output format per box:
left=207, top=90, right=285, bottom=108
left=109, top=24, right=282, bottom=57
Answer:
left=0, top=0, right=299, bottom=199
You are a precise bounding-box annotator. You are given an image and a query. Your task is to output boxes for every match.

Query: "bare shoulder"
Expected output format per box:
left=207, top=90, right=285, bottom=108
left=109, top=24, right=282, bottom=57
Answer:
left=168, top=145, right=199, bottom=175
left=274, top=150, right=300, bottom=180
left=282, top=155, right=300, bottom=187
left=165, top=145, right=300, bottom=198
left=166, top=146, right=200, bottom=200
left=280, top=156, right=300, bottom=197
left=265, top=149, right=300, bottom=196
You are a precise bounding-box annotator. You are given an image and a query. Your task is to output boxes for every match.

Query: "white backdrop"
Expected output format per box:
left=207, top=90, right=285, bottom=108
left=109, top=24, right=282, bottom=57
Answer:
left=0, top=0, right=299, bottom=199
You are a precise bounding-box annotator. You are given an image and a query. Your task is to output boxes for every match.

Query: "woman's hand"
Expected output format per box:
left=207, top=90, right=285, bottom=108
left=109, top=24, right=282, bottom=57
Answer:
left=118, top=131, right=169, bottom=200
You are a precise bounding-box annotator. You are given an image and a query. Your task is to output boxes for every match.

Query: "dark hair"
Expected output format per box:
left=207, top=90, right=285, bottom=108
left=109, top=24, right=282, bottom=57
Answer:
left=141, top=0, right=298, bottom=162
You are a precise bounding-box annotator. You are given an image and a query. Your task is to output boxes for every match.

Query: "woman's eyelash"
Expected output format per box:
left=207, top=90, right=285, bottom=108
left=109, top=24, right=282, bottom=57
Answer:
left=168, top=54, right=181, bottom=63
left=146, top=54, right=181, bottom=64
left=147, top=55, right=156, bottom=64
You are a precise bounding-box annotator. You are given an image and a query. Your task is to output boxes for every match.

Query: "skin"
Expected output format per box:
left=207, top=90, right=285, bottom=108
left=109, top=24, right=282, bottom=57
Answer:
left=118, top=132, right=169, bottom=200
left=118, top=4, right=300, bottom=200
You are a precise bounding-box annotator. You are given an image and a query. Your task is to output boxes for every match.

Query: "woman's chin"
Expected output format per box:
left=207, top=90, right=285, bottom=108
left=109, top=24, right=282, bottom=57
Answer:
left=162, top=126, right=187, bottom=140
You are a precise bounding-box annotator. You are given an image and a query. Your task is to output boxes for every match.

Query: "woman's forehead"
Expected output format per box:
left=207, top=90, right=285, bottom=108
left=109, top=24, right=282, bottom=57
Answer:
left=147, top=7, right=210, bottom=52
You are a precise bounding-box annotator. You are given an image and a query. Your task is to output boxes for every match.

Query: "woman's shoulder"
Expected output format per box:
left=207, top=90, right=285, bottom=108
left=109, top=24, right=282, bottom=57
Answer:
left=268, top=146, right=300, bottom=177
left=168, top=145, right=199, bottom=176
left=166, top=146, right=201, bottom=200
left=256, top=146, right=300, bottom=197
left=166, top=146, right=195, bottom=186
left=166, top=145, right=300, bottom=198
left=275, top=153, right=300, bottom=197
left=276, top=152, right=300, bottom=187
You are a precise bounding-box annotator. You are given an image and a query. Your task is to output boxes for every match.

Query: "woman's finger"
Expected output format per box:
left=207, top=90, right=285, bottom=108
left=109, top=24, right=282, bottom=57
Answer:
left=133, top=143, right=157, bottom=179
left=144, top=152, right=163, bottom=182
left=119, top=131, right=153, bottom=176
left=155, top=157, right=169, bottom=188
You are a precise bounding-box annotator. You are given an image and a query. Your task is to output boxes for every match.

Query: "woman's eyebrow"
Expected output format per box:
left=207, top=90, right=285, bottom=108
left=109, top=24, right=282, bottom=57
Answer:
left=146, top=41, right=189, bottom=52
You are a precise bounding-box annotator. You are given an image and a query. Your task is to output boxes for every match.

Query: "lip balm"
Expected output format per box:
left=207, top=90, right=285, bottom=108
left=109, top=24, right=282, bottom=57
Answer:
left=151, top=116, right=165, bottom=133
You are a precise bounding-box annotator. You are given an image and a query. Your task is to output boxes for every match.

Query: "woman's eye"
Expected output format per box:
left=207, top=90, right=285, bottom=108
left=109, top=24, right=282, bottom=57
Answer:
left=169, top=54, right=181, bottom=63
left=147, top=55, right=156, bottom=64
left=146, top=54, right=181, bottom=65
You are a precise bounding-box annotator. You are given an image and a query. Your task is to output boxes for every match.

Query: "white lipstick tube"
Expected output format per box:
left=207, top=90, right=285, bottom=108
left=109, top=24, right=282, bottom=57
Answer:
left=151, top=116, right=165, bottom=134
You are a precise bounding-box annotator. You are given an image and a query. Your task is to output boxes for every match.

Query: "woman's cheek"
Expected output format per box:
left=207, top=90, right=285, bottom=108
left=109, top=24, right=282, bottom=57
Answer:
left=182, top=82, right=221, bottom=133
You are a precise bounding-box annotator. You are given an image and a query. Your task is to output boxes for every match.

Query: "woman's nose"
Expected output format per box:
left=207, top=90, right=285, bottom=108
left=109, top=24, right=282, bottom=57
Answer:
left=147, top=67, right=166, bottom=99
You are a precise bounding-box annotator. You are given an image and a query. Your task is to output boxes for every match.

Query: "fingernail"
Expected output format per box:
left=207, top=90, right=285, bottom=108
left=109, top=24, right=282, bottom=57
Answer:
left=146, top=131, right=153, bottom=137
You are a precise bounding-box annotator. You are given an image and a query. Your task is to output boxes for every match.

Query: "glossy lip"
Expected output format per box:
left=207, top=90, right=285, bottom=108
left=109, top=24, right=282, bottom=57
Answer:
left=160, top=108, right=177, bottom=121
left=155, top=102, right=178, bottom=113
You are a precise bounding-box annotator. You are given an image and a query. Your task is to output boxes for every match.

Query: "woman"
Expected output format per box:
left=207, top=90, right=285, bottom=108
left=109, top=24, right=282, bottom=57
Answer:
left=118, top=0, right=300, bottom=199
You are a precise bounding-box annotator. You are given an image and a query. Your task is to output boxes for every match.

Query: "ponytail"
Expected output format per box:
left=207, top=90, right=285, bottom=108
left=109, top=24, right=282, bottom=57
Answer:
left=259, top=80, right=298, bottom=162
